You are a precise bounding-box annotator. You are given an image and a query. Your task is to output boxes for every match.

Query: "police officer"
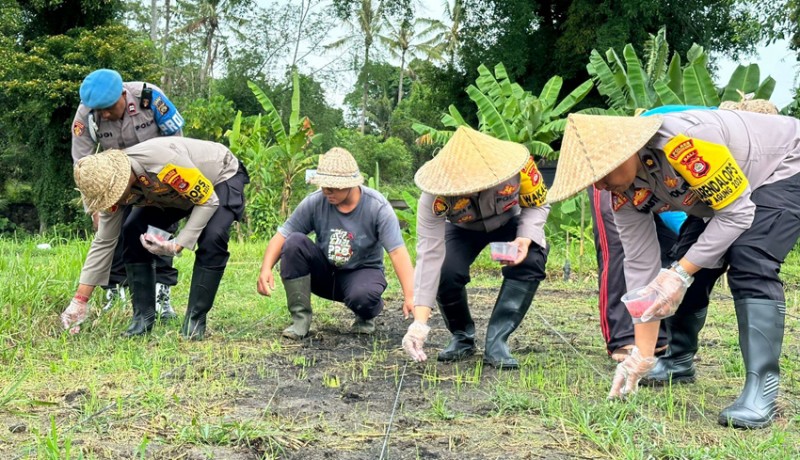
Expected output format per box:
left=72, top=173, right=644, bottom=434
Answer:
left=71, top=69, right=185, bottom=317
left=402, top=126, right=550, bottom=369
left=60, top=137, right=249, bottom=340
left=547, top=101, right=797, bottom=429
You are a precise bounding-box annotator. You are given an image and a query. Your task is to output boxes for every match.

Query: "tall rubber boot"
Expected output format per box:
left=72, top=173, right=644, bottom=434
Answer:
left=122, top=263, right=156, bottom=337
left=437, top=287, right=476, bottom=362
left=484, top=279, right=539, bottom=369
left=719, top=299, right=785, bottom=429
left=281, top=275, right=313, bottom=340
left=181, top=266, right=224, bottom=341
left=642, top=307, right=707, bottom=385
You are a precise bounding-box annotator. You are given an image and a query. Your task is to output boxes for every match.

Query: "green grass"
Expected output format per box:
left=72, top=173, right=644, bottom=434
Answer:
left=1, top=235, right=800, bottom=459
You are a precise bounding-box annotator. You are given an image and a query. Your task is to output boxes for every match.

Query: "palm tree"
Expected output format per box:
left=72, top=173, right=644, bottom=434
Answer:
left=378, top=17, right=445, bottom=103
left=327, top=0, right=385, bottom=134
left=438, top=0, right=464, bottom=68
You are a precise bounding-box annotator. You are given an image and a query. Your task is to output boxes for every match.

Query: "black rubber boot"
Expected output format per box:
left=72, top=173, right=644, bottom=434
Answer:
left=718, top=299, right=785, bottom=429
left=281, top=275, right=313, bottom=340
left=181, top=266, right=224, bottom=341
left=642, top=307, right=707, bottom=385
left=436, top=287, right=477, bottom=362
left=122, top=263, right=156, bottom=337
left=484, top=279, right=539, bottom=369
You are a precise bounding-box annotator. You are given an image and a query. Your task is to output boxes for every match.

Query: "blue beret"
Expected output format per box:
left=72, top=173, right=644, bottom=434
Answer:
left=79, top=69, right=123, bottom=109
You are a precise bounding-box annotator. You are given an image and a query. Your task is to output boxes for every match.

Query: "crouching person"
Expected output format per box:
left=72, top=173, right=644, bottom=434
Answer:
left=60, top=137, right=249, bottom=340
left=402, top=126, right=550, bottom=369
left=257, top=148, right=414, bottom=339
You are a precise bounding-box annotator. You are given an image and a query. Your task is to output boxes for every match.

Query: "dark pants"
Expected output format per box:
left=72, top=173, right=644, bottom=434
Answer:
left=589, top=187, right=675, bottom=353
left=105, top=205, right=178, bottom=288
left=121, top=165, right=249, bottom=271
left=437, top=216, right=548, bottom=303
left=280, top=233, right=387, bottom=320
left=676, top=173, right=800, bottom=311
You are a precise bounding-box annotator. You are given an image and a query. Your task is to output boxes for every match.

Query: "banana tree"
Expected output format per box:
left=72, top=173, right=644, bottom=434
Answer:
left=587, top=26, right=777, bottom=113
left=245, top=71, right=318, bottom=219
left=413, top=62, right=594, bottom=160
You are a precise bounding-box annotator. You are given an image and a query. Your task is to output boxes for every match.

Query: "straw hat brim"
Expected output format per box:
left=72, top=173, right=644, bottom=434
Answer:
left=309, top=172, right=364, bottom=189
left=415, top=126, right=530, bottom=196
left=74, top=150, right=132, bottom=213
left=546, top=114, right=664, bottom=203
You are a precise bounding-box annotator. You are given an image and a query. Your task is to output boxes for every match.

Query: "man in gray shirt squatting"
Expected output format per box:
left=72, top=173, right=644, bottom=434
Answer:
left=257, top=148, right=414, bottom=338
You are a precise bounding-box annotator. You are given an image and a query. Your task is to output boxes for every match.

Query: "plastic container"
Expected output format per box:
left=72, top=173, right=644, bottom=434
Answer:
left=146, top=225, right=172, bottom=242
left=490, top=242, right=518, bottom=262
left=621, top=286, right=661, bottom=324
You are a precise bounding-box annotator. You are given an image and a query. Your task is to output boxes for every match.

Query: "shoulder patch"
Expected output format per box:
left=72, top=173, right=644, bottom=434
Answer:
left=664, top=134, right=748, bottom=210
left=519, top=156, right=547, bottom=207
left=157, top=163, right=214, bottom=205
left=72, top=121, right=85, bottom=137
left=432, top=196, right=449, bottom=216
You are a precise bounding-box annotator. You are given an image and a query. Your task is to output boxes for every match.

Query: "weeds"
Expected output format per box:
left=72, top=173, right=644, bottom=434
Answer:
left=2, top=238, right=800, bottom=459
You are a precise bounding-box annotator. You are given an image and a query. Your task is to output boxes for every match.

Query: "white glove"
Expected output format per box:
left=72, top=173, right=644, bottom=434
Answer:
left=60, top=296, right=89, bottom=335
left=608, top=346, right=658, bottom=399
left=140, top=233, right=181, bottom=257
left=402, top=321, right=430, bottom=362
left=640, top=269, right=692, bottom=322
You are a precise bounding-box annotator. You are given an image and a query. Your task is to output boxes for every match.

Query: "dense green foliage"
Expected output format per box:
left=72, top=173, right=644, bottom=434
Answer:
left=0, top=0, right=797, bottom=237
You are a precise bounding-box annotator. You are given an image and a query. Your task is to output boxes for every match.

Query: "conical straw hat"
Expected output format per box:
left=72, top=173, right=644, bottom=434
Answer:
left=414, top=126, right=529, bottom=196
left=546, top=114, right=663, bottom=203
left=719, top=99, right=778, bottom=114
left=308, top=147, right=364, bottom=188
left=74, top=149, right=131, bottom=213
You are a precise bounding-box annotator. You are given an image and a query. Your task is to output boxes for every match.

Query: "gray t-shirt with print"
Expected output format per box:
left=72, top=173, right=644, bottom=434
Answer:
left=278, top=186, right=405, bottom=270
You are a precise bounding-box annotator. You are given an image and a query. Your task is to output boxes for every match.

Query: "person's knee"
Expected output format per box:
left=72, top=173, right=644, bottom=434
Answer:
left=346, top=286, right=384, bottom=318
left=282, top=233, right=310, bottom=255
left=727, top=245, right=783, bottom=299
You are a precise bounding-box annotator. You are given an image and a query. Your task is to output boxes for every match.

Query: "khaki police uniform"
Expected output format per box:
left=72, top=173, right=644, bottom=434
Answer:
left=71, top=82, right=184, bottom=162
left=71, top=81, right=184, bottom=288
left=79, top=137, right=248, bottom=288
left=613, top=109, right=800, bottom=302
left=414, top=159, right=550, bottom=309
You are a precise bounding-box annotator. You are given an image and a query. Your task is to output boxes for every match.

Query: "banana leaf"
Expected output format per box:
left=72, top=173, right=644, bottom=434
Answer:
left=686, top=44, right=707, bottom=67
left=475, top=64, right=503, bottom=102
left=605, top=48, right=629, bottom=99
left=539, top=76, right=562, bottom=112
left=289, top=71, right=300, bottom=135
left=623, top=44, right=650, bottom=109
left=754, top=77, right=776, bottom=100
left=654, top=80, right=683, bottom=106
left=721, top=64, right=760, bottom=101
left=682, top=65, right=704, bottom=106
left=411, top=122, right=453, bottom=146
left=524, top=140, right=555, bottom=160
left=587, top=50, right=627, bottom=110
left=466, top=84, right=513, bottom=140
left=692, top=63, right=720, bottom=107
left=441, top=104, right=467, bottom=128
left=666, top=53, right=683, bottom=99
left=551, top=79, right=593, bottom=118
left=248, top=81, right=287, bottom=146
left=644, top=27, right=669, bottom=82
